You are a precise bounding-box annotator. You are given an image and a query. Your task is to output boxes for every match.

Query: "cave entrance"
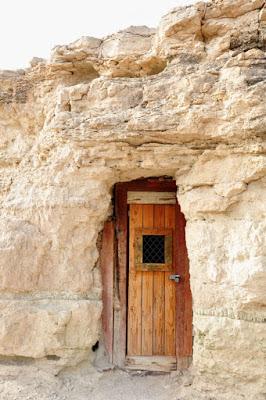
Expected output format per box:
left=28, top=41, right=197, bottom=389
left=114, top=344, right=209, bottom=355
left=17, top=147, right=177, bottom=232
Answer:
left=101, top=178, right=192, bottom=372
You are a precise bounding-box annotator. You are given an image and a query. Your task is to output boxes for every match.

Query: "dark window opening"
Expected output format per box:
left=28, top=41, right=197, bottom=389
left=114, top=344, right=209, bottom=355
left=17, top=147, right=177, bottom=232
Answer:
left=142, top=235, right=165, bottom=264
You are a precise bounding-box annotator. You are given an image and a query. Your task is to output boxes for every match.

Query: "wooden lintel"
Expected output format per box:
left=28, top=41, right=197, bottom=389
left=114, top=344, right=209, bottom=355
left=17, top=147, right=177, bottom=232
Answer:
left=127, top=191, right=176, bottom=204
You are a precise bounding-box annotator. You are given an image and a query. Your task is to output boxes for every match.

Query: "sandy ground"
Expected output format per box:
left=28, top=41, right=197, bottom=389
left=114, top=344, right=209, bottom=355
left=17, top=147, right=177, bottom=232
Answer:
left=0, top=363, right=194, bottom=400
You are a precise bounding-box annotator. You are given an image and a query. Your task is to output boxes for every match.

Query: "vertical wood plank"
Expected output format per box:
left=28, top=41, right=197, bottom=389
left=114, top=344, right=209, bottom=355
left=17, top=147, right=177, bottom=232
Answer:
left=164, top=205, right=176, bottom=356
left=100, top=220, right=115, bottom=362
left=127, top=204, right=142, bottom=355
left=141, top=205, right=154, bottom=355
left=175, top=203, right=184, bottom=359
left=113, top=184, right=128, bottom=367
left=153, top=205, right=165, bottom=355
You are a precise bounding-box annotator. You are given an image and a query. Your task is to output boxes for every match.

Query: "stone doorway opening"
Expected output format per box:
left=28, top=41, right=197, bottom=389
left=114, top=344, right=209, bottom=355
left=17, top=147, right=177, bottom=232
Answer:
left=100, top=178, right=192, bottom=372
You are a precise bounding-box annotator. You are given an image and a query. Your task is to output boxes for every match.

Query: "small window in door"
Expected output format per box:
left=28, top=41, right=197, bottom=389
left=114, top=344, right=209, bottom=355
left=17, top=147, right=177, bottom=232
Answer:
left=143, top=235, right=165, bottom=263
left=134, top=228, right=173, bottom=272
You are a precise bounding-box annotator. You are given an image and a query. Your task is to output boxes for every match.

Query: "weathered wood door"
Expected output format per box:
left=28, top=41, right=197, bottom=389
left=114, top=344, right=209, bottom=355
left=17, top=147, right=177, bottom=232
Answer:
left=101, top=180, right=192, bottom=371
left=126, top=195, right=180, bottom=371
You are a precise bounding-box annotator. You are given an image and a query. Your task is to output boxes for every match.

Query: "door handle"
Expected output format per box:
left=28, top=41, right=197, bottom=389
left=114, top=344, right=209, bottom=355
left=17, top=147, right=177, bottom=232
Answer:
left=169, top=274, right=181, bottom=283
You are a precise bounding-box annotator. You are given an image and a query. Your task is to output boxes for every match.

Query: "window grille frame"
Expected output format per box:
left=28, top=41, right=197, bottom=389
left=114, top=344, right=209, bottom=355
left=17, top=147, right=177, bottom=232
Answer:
left=134, top=228, right=173, bottom=272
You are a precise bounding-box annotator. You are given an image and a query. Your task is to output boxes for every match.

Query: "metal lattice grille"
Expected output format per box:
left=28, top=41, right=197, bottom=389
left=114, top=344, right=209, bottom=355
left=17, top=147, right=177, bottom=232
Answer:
left=142, top=235, right=165, bottom=264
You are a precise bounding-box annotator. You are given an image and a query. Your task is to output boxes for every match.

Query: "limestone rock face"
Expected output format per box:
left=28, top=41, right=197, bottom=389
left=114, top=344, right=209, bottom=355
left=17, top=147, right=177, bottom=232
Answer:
left=0, top=300, right=101, bottom=363
left=0, top=1, right=265, bottom=399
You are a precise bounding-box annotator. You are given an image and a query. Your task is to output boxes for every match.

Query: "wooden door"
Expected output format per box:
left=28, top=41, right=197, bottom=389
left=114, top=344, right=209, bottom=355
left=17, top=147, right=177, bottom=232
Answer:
left=127, top=202, right=178, bottom=371
left=109, top=179, right=192, bottom=371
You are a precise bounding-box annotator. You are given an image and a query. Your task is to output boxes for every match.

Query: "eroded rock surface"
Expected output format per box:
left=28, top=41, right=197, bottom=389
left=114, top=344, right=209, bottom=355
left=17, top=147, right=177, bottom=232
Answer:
left=0, top=1, right=265, bottom=399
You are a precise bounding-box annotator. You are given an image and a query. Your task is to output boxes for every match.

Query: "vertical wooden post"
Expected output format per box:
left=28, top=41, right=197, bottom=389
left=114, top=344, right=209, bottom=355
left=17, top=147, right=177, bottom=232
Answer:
left=113, top=184, right=128, bottom=366
left=100, top=220, right=115, bottom=363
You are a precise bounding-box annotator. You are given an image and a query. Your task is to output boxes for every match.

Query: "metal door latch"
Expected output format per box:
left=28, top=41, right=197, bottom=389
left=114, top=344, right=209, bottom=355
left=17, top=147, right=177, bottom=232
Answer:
left=169, top=274, right=181, bottom=283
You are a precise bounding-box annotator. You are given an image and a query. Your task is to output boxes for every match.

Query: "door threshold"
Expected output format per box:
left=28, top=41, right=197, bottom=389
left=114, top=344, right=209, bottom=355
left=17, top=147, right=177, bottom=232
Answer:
left=125, top=356, right=176, bottom=372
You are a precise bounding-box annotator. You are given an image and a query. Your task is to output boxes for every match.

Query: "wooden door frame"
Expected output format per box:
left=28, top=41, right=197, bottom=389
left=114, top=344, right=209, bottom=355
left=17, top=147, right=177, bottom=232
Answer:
left=101, top=178, right=192, bottom=369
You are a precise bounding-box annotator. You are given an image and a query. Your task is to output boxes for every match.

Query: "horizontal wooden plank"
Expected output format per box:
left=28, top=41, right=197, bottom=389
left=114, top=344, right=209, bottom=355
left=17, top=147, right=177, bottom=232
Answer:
left=127, top=191, right=176, bottom=204
left=117, top=180, right=177, bottom=194
left=135, top=263, right=173, bottom=272
left=135, top=228, right=173, bottom=236
left=177, top=356, right=193, bottom=370
left=126, top=356, right=177, bottom=372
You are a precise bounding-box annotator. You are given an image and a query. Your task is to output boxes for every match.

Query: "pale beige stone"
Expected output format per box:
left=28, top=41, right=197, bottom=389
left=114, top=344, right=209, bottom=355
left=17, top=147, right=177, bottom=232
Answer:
left=155, top=2, right=206, bottom=58
left=51, top=36, right=102, bottom=62
left=0, top=0, right=265, bottom=399
left=100, top=26, right=155, bottom=59
left=204, top=0, right=265, bottom=19
left=193, top=316, right=266, bottom=399
left=0, top=300, right=101, bottom=362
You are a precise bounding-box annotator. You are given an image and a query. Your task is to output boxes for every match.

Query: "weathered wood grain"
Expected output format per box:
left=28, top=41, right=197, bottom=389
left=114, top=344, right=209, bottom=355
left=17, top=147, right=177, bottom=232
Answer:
left=127, top=204, right=143, bottom=355
left=114, top=179, right=191, bottom=369
left=141, top=205, right=154, bottom=355
left=165, top=205, right=176, bottom=356
left=153, top=205, right=165, bottom=355
left=100, top=220, right=115, bottom=363
left=127, top=191, right=176, bottom=204
left=126, top=356, right=177, bottom=372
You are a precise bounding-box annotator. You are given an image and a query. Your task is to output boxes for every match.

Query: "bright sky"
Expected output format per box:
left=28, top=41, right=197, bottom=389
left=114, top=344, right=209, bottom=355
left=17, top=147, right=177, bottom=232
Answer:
left=1, top=0, right=196, bottom=70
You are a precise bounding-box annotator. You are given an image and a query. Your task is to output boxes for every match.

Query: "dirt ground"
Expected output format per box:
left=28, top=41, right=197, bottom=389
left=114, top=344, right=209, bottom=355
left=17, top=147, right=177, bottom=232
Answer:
left=0, top=362, right=195, bottom=400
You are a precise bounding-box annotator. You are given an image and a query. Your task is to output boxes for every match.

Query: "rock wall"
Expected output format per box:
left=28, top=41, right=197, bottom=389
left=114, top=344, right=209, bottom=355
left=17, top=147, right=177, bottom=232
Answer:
left=0, top=0, right=265, bottom=399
